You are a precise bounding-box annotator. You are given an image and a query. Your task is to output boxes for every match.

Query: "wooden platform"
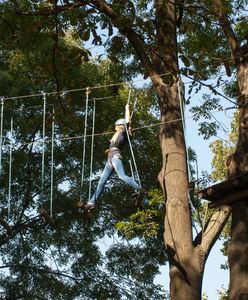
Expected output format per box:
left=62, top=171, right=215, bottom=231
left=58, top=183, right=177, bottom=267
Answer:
left=198, top=172, right=248, bottom=208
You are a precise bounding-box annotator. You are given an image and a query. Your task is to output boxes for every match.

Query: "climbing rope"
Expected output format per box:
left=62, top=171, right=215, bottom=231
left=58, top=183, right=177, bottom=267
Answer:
left=50, top=106, right=55, bottom=218
left=41, top=92, right=46, bottom=201
left=129, top=159, right=135, bottom=180
left=80, top=88, right=90, bottom=201
left=127, top=86, right=132, bottom=105
left=8, top=117, right=13, bottom=221
left=124, top=124, right=141, bottom=187
left=88, top=99, right=96, bottom=202
left=177, top=78, right=196, bottom=211
left=130, top=96, right=138, bottom=119
left=124, top=90, right=141, bottom=188
left=177, top=78, right=191, bottom=180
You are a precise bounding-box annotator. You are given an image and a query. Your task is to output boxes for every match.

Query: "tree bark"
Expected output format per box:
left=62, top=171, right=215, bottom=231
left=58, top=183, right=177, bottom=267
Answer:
left=213, top=1, right=248, bottom=298
left=228, top=200, right=248, bottom=300
left=227, top=59, right=248, bottom=300
left=156, top=81, right=200, bottom=299
left=152, top=1, right=203, bottom=298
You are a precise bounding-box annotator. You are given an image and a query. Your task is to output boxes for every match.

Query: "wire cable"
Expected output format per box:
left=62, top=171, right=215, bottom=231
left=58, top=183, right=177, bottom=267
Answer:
left=124, top=123, right=141, bottom=188
left=0, top=105, right=236, bottom=149
left=50, top=106, right=55, bottom=218
left=8, top=117, right=13, bottom=221
left=0, top=98, right=4, bottom=179
left=88, top=99, right=96, bottom=202
left=130, top=96, right=139, bottom=119
left=80, top=88, right=89, bottom=200
left=129, top=159, right=135, bottom=180
left=178, top=79, right=191, bottom=181
left=41, top=92, right=46, bottom=202
left=1, top=72, right=171, bottom=102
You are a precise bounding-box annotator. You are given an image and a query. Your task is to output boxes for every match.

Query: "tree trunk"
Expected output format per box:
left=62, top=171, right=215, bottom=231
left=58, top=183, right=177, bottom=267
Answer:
left=156, top=81, right=203, bottom=299
left=211, top=1, right=248, bottom=297
left=153, top=1, right=205, bottom=298
left=228, top=200, right=248, bottom=300
left=227, top=57, right=248, bottom=300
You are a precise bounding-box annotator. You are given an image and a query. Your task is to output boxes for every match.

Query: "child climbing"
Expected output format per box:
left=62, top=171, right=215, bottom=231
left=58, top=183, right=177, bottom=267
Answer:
left=78, top=103, right=145, bottom=214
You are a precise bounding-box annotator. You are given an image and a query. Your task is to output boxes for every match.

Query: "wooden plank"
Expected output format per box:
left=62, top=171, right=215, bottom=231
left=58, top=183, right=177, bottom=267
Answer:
left=208, top=189, right=248, bottom=208
left=198, top=172, right=248, bottom=202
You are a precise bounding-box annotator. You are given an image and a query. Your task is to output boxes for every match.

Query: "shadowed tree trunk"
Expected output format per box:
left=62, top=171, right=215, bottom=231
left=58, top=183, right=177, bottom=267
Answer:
left=228, top=59, right=248, bottom=300
left=213, top=0, right=248, bottom=298
left=227, top=53, right=248, bottom=300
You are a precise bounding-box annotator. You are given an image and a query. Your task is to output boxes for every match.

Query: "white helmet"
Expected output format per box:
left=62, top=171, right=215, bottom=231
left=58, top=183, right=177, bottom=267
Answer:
left=115, top=118, right=127, bottom=126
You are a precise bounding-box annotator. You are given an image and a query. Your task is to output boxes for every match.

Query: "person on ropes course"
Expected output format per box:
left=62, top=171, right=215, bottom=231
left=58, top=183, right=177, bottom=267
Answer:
left=81, top=103, right=145, bottom=213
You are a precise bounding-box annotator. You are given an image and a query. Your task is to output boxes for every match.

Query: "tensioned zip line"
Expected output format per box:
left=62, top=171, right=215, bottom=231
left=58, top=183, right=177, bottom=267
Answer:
left=1, top=72, right=171, bottom=102
left=1, top=105, right=237, bottom=149
left=0, top=70, right=235, bottom=105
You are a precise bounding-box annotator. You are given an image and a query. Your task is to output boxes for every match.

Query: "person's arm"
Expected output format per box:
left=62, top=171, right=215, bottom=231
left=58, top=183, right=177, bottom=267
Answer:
left=125, top=104, right=131, bottom=123
left=125, top=104, right=132, bottom=136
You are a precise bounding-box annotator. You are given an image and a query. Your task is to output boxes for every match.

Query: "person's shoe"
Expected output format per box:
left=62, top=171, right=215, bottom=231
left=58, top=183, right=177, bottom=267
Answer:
left=77, top=201, right=96, bottom=211
left=79, top=203, right=96, bottom=225
left=84, top=202, right=96, bottom=211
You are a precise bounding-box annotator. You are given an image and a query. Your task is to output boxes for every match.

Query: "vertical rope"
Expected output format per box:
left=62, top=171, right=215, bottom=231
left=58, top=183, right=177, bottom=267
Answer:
left=41, top=92, right=46, bottom=201
left=88, top=99, right=96, bottom=201
left=80, top=88, right=90, bottom=200
left=127, top=87, right=132, bottom=105
left=124, top=123, right=141, bottom=188
left=129, top=159, right=135, bottom=180
left=0, top=97, right=4, bottom=179
left=178, top=79, right=191, bottom=182
left=130, top=96, right=138, bottom=119
left=8, top=117, right=13, bottom=221
left=125, top=89, right=141, bottom=188
left=50, top=106, right=55, bottom=218
left=177, top=79, right=196, bottom=211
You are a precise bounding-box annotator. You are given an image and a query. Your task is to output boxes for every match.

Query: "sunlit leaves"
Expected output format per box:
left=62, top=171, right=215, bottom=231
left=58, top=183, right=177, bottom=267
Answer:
left=116, top=209, right=160, bottom=238
left=209, top=112, right=238, bottom=181
left=190, top=95, right=223, bottom=139
left=115, top=188, right=163, bottom=239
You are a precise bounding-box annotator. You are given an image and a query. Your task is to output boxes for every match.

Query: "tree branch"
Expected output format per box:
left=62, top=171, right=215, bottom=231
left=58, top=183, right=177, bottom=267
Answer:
left=176, top=0, right=185, bottom=29
left=193, top=206, right=231, bottom=260
left=212, top=0, right=240, bottom=57
left=0, top=263, right=80, bottom=281
left=16, top=1, right=86, bottom=16
left=90, top=0, right=162, bottom=85
left=0, top=216, right=40, bottom=246
left=0, top=16, right=16, bottom=37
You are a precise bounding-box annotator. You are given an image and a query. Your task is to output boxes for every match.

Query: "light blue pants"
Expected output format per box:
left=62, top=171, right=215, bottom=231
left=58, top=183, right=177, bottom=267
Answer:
left=90, top=154, right=140, bottom=204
